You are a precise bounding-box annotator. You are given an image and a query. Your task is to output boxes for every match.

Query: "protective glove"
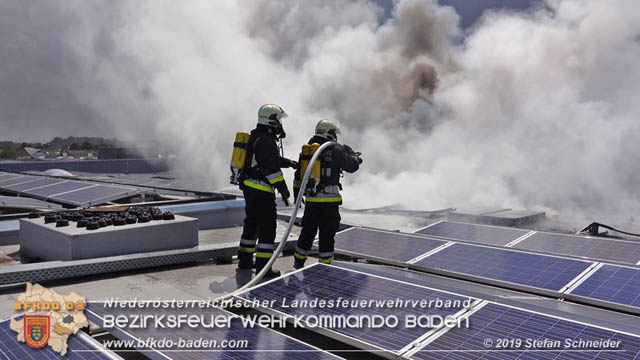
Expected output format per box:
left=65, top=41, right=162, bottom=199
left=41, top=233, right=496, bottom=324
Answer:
left=283, top=159, right=298, bottom=169
left=274, top=182, right=291, bottom=206
left=343, top=144, right=355, bottom=155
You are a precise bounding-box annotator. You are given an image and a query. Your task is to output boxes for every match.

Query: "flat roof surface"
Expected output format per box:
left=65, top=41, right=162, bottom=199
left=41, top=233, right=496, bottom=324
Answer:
left=0, top=220, right=303, bottom=320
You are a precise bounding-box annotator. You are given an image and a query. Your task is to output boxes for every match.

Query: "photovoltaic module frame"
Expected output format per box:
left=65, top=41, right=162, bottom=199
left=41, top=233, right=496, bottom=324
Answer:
left=407, top=301, right=640, bottom=359
left=564, top=263, right=640, bottom=314
left=513, top=231, right=640, bottom=264
left=333, top=227, right=449, bottom=266
left=410, top=242, right=595, bottom=293
left=333, top=227, right=597, bottom=297
left=0, top=172, right=140, bottom=207
left=85, top=302, right=339, bottom=360
left=235, top=263, right=482, bottom=358
left=415, top=220, right=532, bottom=246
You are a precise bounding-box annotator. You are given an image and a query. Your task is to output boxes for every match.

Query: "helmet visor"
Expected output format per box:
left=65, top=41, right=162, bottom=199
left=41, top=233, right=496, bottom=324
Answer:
left=324, top=128, right=339, bottom=140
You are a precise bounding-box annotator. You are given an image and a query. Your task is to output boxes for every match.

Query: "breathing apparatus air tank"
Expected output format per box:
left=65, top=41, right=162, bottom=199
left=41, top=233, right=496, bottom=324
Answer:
left=310, top=143, right=321, bottom=193
left=300, top=144, right=312, bottom=182
left=230, top=131, right=250, bottom=185
left=298, top=143, right=322, bottom=194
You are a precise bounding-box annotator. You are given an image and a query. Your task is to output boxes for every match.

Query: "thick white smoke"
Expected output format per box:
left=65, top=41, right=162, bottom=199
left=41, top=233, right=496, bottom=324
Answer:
left=2, top=0, right=639, bottom=226
left=349, top=0, right=640, bottom=227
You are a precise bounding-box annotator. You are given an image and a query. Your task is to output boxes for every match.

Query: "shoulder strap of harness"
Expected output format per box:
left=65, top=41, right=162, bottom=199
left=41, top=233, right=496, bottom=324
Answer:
left=240, top=135, right=261, bottom=181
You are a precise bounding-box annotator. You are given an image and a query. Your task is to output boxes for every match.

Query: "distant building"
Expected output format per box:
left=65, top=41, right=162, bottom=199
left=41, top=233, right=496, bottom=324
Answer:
left=65, top=150, right=96, bottom=160
left=30, top=148, right=62, bottom=159
left=23, top=147, right=41, bottom=158
left=98, top=147, right=144, bottom=160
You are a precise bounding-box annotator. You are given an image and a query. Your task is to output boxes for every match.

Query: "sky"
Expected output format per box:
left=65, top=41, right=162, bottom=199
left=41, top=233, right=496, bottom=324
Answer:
left=376, top=0, right=534, bottom=28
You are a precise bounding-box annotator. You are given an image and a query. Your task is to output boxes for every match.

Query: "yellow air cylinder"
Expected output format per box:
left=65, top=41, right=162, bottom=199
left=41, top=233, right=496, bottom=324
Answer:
left=299, top=144, right=312, bottom=181
left=310, top=143, right=321, bottom=185
left=230, top=131, right=250, bottom=184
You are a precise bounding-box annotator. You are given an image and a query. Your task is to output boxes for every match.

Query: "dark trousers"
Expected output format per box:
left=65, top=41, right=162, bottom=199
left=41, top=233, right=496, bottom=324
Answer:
left=295, top=203, right=340, bottom=263
left=239, top=188, right=277, bottom=257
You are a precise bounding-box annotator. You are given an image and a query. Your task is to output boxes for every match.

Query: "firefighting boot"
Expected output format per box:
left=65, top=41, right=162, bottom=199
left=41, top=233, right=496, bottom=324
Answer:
left=293, top=256, right=306, bottom=270
left=237, top=250, right=254, bottom=270
left=255, top=256, right=281, bottom=278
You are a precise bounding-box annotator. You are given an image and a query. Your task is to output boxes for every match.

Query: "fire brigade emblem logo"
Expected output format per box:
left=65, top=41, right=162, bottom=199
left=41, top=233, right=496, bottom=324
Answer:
left=24, top=315, right=50, bottom=348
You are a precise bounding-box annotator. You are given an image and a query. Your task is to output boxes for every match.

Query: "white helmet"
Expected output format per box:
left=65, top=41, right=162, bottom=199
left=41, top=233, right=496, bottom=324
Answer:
left=257, top=104, right=287, bottom=127
left=315, top=119, right=340, bottom=141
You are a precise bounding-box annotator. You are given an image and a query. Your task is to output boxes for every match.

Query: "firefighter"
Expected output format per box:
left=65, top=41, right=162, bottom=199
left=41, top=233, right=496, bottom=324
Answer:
left=293, top=119, right=362, bottom=268
left=237, top=104, right=297, bottom=277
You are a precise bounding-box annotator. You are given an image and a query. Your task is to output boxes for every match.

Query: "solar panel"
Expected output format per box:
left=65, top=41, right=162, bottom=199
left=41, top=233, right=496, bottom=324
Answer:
left=334, top=228, right=448, bottom=264
left=0, top=176, right=34, bottom=186
left=412, top=302, right=640, bottom=359
left=24, top=181, right=94, bottom=197
left=86, top=302, right=337, bottom=360
left=415, top=221, right=530, bottom=246
left=0, top=316, right=114, bottom=359
left=412, top=243, right=593, bottom=291
left=569, top=264, right=640, bottom=309
left=3, top=178, right=64, bottom=192
left=0, top=195, right=61, bottom=209
left=514, top=232, right=640, bottom=264
left=237, top=263, right=475, bottom=355
left=73, top=173, right=210, bottom=193
left=0, top=174, right=22, bottom=182
left=51, top=185, right=138, bottom=206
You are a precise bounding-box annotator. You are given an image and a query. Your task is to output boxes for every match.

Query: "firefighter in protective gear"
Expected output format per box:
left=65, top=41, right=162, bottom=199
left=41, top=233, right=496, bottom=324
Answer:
left=237, top=104, right=297, bottom=278
left=293, top=119, right=362, bottom=269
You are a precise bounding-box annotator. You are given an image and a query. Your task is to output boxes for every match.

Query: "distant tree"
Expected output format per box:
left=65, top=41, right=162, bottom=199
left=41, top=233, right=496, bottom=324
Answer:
left=0, top=148, right=21, bottom=159
left=69, top=143, right=81, bottom=150
left=81, top=141, right=93, bottom=149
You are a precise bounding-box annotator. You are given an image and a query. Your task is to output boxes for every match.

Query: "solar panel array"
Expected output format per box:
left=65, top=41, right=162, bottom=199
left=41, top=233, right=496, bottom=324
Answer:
left=0, top=317, right=113, bottom=360
left=50, top=186, right=135, bottom=205
left=569, top=264, right=640, bottom=309
left=514, top=232, right=640, bottom=264
left=415, top=221, right=530, bottom=246
left=413, top=302, right=640, bottom=360
left=72, top=172, right=212, bottom=193
left=414, top=221, right=640, bottom=266
left=0, top=172, right=139, bottom=207
left=334, top=228, right=448, bottom=263
left=412, top=243, right=593, bottom=291
left=237, top=264, right=474, bottom=355
left=238, top=264, right=640, bottom=359
left=334, top=227, right=595, bottom=294
left=87, top=302, right=337, bottom=360
left=333, top=223, right=640, bottom=318
left=25, top=181, right=92, bottom=197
